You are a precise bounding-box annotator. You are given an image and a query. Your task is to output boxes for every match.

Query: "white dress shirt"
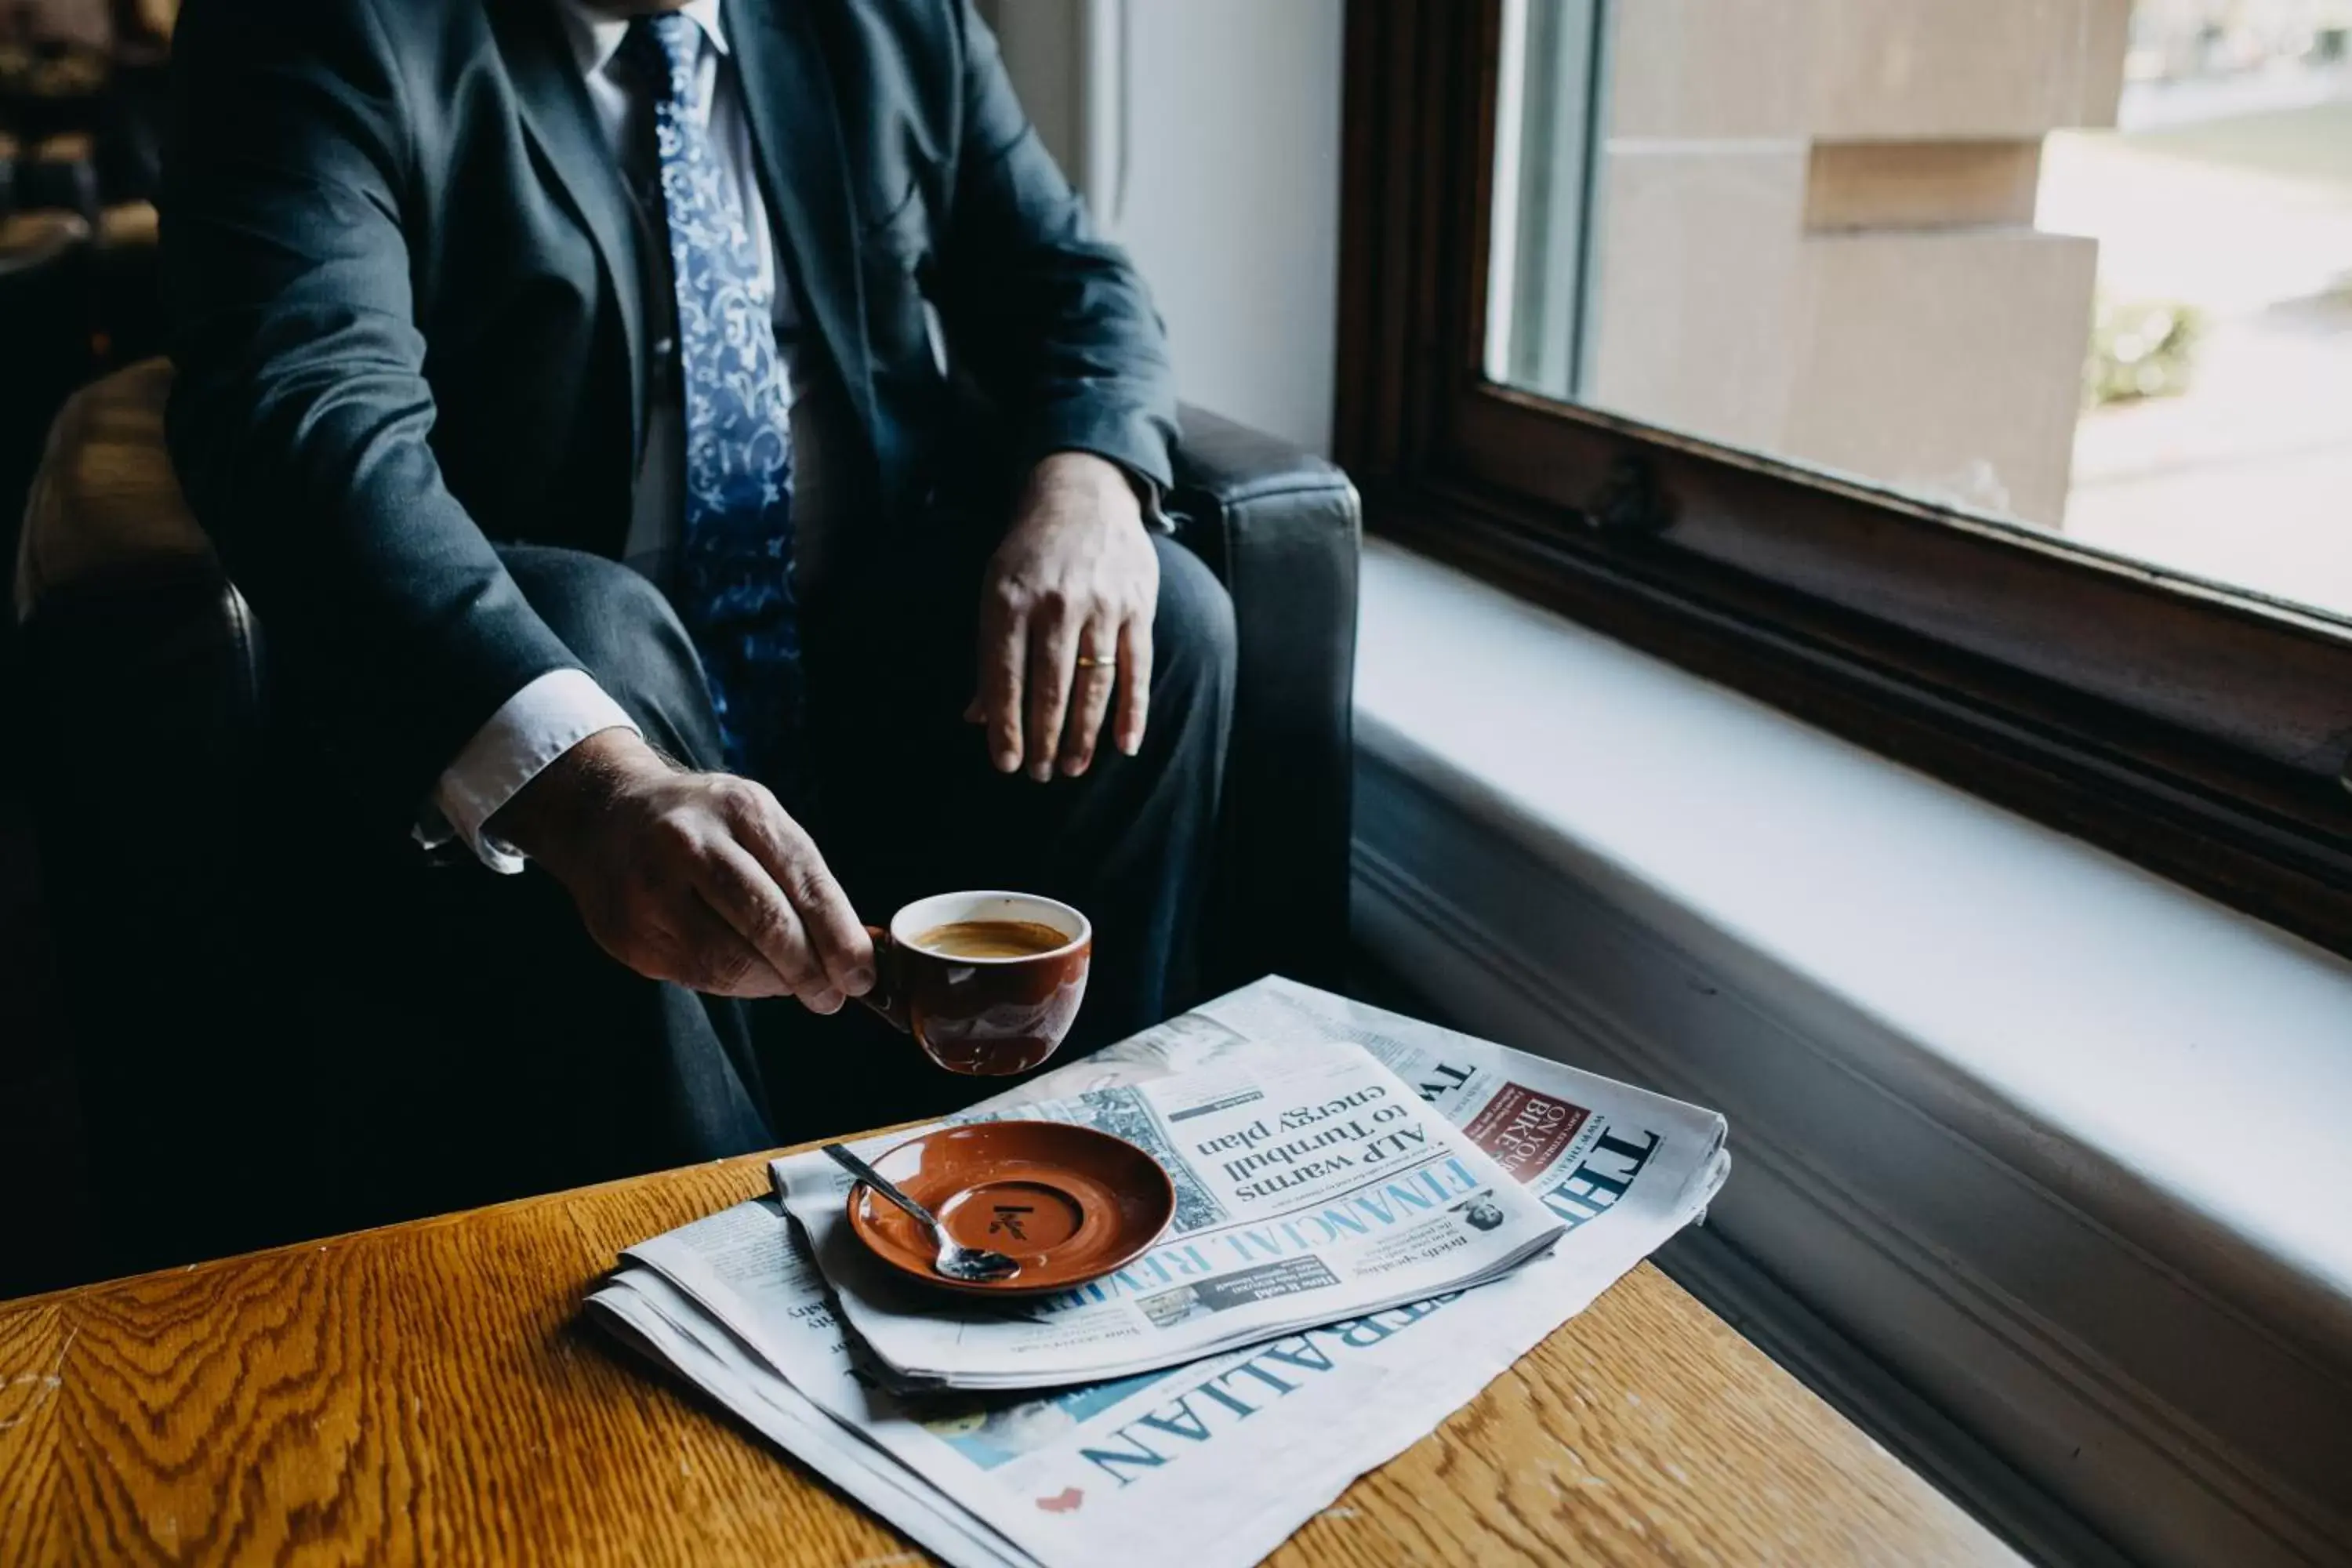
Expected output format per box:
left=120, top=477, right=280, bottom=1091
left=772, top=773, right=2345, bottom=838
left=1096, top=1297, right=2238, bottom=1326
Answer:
left=421, top=0, right=819, bottom=872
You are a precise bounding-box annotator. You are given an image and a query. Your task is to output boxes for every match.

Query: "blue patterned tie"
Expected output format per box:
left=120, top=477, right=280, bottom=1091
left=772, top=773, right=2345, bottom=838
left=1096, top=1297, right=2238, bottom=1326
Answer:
left=631, top=14, right=803, bottom=791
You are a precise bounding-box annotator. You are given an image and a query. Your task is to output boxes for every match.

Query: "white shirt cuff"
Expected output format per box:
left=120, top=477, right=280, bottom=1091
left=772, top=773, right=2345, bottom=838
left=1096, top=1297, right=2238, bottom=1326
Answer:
left=413, top=669, right=639, bottom=873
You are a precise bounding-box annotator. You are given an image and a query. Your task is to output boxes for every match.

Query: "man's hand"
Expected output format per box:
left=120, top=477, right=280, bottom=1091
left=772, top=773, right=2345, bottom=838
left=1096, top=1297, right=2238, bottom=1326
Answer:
left=971, top=452, right=1158, bottom=781
left=490, top=729, right=873, bottom=1010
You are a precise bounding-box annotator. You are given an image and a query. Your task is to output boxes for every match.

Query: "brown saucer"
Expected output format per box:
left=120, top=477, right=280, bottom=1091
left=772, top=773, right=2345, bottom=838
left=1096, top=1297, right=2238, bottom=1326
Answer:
left=845, top=1121, right=1176, bottom=1297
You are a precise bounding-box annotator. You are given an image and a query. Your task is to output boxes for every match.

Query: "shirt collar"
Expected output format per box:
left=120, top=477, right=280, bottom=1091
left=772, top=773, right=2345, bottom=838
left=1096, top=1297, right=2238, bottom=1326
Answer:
left=555, top=0, right=731, bottom=82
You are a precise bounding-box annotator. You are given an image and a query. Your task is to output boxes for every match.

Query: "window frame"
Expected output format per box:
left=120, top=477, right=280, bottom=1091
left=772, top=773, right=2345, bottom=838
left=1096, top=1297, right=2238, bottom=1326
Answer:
left=1335, top=0, right=2352, bottom=958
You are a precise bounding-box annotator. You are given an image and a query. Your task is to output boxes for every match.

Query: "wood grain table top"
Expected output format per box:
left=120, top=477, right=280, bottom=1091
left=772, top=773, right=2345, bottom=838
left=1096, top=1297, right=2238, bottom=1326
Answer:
left=0, top=1143, right=2020, bottom=1566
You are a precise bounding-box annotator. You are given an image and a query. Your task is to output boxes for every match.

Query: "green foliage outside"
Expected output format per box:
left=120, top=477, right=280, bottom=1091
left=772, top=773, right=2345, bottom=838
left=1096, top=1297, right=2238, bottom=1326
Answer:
left=2083, top=293, right=2205, bottom=408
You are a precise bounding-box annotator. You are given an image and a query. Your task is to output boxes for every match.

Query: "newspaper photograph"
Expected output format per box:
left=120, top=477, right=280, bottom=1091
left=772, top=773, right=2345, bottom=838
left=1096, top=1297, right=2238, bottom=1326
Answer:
left=774, top=1044, right=1569, bottom=1389
left=590, top=977, right=1732, bottom=1568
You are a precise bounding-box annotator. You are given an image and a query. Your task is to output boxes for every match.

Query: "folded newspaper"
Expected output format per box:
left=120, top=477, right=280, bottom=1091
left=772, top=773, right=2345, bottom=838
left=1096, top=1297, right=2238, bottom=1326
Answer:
left=777, top=1042, right=1570, bottom=1390
left=589, top=978, right=1730, bottom=1568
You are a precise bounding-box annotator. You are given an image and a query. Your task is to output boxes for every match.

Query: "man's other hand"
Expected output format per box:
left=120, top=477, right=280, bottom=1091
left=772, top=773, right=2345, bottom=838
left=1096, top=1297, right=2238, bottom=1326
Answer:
left=970, top=452, right=1157, bottom=781
left=490, top=730, right=874, bottom=1010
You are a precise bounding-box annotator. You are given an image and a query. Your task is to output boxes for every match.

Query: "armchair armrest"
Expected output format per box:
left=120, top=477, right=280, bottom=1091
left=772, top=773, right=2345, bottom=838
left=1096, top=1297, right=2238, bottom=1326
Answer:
left=1169, top=405, right=1362, bottom=991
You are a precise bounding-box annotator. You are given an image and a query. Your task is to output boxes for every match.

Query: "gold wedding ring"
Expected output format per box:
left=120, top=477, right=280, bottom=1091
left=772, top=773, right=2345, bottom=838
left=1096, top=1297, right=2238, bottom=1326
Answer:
left=1075, top=654, right=1116, bottom=670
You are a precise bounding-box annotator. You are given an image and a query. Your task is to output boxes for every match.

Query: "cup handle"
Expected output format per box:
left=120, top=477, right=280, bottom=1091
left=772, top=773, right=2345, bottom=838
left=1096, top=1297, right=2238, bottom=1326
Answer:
left=855, top=926, right=910, bottom=1033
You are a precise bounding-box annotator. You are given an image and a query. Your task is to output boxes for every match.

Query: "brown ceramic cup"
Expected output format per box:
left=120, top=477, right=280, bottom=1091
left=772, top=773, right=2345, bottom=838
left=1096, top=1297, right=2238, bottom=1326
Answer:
left=856, top=891, right=1092, bottom=1075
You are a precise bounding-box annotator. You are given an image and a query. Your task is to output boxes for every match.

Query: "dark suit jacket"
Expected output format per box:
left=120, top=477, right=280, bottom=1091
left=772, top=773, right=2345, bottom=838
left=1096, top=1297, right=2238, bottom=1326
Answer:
left=160, top=0, right=1176, bottom=829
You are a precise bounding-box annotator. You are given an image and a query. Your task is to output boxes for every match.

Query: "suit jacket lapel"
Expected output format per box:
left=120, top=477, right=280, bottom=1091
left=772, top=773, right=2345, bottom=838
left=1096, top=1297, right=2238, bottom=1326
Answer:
left=724, top=0, right=880, bottom=451
left=487, top=0, right=648, bottom=452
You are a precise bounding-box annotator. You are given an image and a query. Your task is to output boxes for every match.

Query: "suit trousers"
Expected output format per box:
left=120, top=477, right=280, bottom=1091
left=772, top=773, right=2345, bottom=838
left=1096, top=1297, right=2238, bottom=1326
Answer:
left=211, top=522, right=1235, bottom=1254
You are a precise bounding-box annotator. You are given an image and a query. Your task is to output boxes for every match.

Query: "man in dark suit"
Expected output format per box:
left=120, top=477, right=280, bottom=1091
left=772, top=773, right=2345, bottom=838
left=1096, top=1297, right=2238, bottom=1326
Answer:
left=160, top=0, right=1233, bottom=1243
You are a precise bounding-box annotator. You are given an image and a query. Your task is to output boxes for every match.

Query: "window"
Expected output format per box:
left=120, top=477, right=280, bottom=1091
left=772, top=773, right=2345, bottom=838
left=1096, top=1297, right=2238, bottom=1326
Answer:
left=1486, top=0, right=2352, bottom=620
left=1336, top=0, right=2352, bottom=956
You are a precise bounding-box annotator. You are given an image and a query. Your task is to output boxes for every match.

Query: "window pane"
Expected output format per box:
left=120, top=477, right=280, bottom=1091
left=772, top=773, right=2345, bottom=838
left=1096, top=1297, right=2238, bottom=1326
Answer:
left=1488, top=0, right=2352, bottom=619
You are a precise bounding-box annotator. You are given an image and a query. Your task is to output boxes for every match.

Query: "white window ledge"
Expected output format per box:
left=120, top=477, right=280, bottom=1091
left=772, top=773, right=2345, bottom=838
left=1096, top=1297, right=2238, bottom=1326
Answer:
left=1350, top=539, right=2352, bottom=1568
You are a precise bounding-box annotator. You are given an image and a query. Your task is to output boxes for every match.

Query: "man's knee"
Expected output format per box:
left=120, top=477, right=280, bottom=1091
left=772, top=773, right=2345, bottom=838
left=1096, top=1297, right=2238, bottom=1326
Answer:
left=496, top=546, right=720, bottom=767
left=1149, top=535, right=1237, bottom=717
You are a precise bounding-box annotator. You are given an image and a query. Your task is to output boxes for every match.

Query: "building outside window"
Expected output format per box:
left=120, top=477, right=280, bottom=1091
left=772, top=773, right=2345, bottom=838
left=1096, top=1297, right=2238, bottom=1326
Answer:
left=1490, top=0, right=2352, bottom=616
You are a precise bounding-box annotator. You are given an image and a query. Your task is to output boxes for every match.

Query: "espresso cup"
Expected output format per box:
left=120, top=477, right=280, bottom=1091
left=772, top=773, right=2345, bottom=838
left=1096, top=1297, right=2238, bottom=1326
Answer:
left=857, top=891, right=1091, bottom=1076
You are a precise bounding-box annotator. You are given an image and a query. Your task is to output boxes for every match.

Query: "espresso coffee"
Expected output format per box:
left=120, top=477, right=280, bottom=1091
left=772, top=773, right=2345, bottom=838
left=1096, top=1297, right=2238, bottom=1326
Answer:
left=913, top=919, right=1071, bottom=960
left=863, top=893, right=1092, bottom=1075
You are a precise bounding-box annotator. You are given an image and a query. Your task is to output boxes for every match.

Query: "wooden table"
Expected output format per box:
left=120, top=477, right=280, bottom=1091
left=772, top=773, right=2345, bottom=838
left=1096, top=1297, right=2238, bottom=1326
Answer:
left=0, top=1145, right=2018, bottom=1566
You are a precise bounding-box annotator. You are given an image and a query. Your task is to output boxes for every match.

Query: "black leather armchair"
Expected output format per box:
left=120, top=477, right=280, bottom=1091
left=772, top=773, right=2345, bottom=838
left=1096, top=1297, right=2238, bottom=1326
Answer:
left=0, top=211, right=96, bottom=568
left=12, top=361, right=1358, bottom=1266
left=1164, top=407, right=1361, bottom=996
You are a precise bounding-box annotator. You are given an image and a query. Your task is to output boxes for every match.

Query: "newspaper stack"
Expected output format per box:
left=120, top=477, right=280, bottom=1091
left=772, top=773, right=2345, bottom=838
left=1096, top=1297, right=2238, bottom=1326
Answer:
left=778, top=1042, right=1571, bottom=1391
left=590, top=978, right=1730, bottom=1568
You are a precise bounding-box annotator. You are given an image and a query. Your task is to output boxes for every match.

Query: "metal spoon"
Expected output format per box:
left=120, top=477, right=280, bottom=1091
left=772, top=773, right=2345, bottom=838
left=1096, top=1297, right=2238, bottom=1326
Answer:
left=823, top=1143, right=1020, bottom=1284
